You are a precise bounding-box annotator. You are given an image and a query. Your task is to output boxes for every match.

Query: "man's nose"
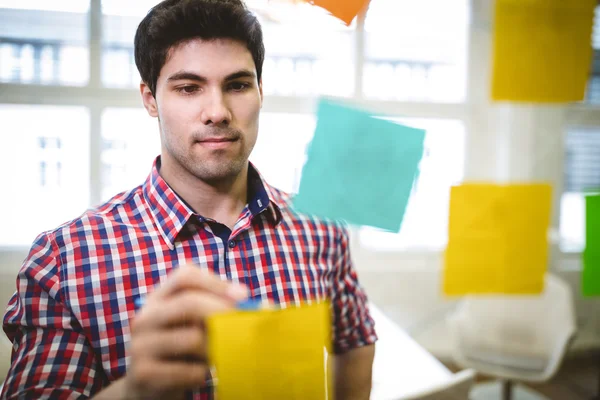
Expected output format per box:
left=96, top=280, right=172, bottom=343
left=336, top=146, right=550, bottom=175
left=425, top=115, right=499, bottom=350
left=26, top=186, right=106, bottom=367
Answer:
left=200, top=89, right=232, bottom=126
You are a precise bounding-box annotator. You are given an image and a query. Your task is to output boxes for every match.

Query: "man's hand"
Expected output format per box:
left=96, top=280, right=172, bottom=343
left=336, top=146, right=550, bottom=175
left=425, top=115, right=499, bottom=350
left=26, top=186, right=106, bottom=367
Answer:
left=93, top=265, right=248, bottom=400
left=334, top=344, right=375, bottom=400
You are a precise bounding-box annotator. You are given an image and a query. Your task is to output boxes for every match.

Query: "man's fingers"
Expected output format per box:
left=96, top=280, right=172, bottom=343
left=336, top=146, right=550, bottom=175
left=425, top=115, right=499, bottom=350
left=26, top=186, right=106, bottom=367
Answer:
left=153, top=265, right=248, bottom=302
left=132, top=327, right=206, bottom=361
left=133, top=290, right=234, bottom=332
left=132, top=360, right=209, bottom=392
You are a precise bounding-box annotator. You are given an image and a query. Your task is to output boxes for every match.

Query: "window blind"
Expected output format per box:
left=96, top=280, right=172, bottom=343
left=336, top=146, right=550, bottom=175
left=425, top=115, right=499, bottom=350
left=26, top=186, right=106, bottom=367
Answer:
left=586, top=6, right=600, bottom=103
left=564, top=128, right=600, bottom=193
left=565, top=7, right=600, bottom=193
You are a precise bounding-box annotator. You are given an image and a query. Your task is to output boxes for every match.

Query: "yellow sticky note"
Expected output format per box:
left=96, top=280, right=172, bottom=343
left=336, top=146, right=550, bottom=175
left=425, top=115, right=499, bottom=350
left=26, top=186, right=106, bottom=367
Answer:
left=443, top=183, right=552, bottom=296
left=207, top=302, right=332, bottom=400
left=310, top=0, right=371, bottom=26
left=491, top=0, right=596, bottom=102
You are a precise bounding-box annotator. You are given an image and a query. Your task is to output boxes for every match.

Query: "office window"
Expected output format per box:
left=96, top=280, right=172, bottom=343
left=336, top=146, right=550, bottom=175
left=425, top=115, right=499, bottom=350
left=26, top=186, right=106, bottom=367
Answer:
left=0, top=0, right=471, bottom=254
left=101, top=108, right=161, bottom=201
left=0, top=1, right=90, bottom=86
left=359, top=119, right=465, bottom=250
left=38, top=137, right=63, bottom=187
left=101, top=1, right=155, bottom=88
left=250, top=113, right=316, bottom=193
left=364, top=0, right=468, bottom=102
left=250, top=0, right=355, bottom=97
left=0, top=105, right=89, bottom=246
left=586, top=6, right=600, bottom=104
left=101, top=0, right=355, bottom=96
left=560, top=128, right=600, bottom=252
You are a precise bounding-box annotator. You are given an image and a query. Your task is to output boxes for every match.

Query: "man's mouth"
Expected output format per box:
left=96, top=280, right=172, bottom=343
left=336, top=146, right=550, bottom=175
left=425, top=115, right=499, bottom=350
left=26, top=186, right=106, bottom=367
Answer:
left=200, top=137, right=236, bottom=143
left=197, top=137, right=238, bottom=149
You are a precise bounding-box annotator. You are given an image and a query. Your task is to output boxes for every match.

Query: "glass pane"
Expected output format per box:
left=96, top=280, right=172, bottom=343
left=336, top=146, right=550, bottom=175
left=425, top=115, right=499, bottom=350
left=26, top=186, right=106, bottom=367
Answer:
left=250, top=1, right=355, bottom=97
left=101, top=0, right=156, bottom=17
left=101, top=0, right=355, bottom=96
left=560, top=127, right=600, bottom=252
left=585, top=6, right=599, bottom=104
left=0, top=1, right=90, bottom=86
left=250, top=113, right=316, bottom=193
left=560, top=192, right=585, bottom=253
left=0, top=105, right=90, bottom=246
left=364, top=0, right=468, bottom=102
left=564, top=128, right=600, bottom=193
left=101, top=1, right=155, bottom=88
left=359, top=119, right=466, bottom=250
left=101, top=108, right=161, bottom=201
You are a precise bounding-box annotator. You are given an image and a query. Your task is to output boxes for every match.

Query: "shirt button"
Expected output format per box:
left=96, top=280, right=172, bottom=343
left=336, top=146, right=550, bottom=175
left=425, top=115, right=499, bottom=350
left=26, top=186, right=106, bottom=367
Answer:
left=228, top=240, right=236, bottom=249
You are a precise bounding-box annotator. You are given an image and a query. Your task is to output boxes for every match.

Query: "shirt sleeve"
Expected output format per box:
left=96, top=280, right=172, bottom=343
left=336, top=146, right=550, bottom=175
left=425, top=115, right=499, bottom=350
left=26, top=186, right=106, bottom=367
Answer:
left=330, top=225, right=378, bottom=354
left=1, top=233, right=104, bottom=399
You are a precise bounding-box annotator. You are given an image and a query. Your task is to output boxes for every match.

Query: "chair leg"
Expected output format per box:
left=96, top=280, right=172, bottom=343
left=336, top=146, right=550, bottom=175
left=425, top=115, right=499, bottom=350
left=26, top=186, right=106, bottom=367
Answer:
left=501, top=379, right=513, bottom=400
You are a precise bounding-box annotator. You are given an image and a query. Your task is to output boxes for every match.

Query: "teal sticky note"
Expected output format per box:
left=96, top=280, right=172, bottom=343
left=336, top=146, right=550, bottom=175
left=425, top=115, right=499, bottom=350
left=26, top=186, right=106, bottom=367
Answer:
left=293, top=99, right=425, bottom=232
left=583, top=194, right=600, bottom=296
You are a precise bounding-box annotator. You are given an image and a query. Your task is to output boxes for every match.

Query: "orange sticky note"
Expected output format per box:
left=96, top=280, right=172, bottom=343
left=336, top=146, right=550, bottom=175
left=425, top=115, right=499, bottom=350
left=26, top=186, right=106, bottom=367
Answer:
left=310, top=0, right=371, bottom=25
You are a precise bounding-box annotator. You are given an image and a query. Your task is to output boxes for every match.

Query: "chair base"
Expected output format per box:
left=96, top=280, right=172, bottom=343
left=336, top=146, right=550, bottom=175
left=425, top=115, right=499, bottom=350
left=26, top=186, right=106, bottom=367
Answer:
left=469, top=381, right=550, bottom=400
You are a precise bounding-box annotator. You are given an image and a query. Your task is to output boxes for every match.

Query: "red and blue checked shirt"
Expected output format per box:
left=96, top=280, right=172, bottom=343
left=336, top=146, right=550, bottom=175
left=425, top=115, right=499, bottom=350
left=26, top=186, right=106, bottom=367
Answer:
left=1, top=157, right=377, bottom=399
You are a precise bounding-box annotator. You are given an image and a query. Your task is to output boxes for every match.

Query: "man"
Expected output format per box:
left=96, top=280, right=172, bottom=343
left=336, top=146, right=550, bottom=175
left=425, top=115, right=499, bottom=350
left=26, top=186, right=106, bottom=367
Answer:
left=1, top=0, right=376, bottom=399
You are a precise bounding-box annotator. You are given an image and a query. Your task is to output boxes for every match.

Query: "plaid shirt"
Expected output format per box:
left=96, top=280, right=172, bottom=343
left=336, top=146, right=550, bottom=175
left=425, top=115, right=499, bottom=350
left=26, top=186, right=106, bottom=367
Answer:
left=1, top=157, right=376, bottom=399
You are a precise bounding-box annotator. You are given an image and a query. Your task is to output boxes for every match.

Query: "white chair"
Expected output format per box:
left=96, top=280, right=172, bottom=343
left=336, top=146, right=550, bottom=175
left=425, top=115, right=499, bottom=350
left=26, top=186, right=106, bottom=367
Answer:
left=447, top=273, right=577, bottom=400
left=402, top=369, right=476, bottom=400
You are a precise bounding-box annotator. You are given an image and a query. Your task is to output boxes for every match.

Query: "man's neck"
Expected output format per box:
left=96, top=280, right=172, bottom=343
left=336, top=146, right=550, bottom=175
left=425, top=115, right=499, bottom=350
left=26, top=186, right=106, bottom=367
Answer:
left=159, top=159, right=249, bottom=230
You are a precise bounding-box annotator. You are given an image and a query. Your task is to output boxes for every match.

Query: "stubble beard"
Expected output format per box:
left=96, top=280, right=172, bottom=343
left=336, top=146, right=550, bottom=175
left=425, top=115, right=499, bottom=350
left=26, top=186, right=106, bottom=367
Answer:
left=185, top=150, right=249, bottom=185
left=163, top=131, right=252, bottom=186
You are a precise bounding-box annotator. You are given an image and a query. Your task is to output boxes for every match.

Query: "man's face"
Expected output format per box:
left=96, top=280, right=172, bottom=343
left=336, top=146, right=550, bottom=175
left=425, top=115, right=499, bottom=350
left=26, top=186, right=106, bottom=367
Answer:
left=142, top=38, right=263, bottom=184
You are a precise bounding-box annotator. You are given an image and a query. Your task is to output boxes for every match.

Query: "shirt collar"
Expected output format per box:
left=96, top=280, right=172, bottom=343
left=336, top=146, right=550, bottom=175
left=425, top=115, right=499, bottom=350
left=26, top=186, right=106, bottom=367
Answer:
left=247, top=160, right=282, bottom=223
left=143, top=156, right=283, bottom=249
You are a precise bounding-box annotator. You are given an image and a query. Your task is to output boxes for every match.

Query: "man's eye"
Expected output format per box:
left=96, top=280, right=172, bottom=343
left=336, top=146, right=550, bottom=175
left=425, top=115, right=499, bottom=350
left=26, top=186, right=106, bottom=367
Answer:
left=229, top=82, right=250, bottom=91
left=176, top=85, right=198, bottom=94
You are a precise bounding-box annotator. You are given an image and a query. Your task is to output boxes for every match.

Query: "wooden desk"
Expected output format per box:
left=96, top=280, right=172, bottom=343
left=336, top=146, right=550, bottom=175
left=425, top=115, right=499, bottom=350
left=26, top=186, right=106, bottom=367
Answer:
left=369, top=303, right=453, bottom=399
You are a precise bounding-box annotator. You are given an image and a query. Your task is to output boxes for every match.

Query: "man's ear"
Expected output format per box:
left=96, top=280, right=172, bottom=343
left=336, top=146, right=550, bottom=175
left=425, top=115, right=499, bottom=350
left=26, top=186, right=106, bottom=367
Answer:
left=140, top=81, right=158, bottom=117
left=259, top=78, right=264, bottom=108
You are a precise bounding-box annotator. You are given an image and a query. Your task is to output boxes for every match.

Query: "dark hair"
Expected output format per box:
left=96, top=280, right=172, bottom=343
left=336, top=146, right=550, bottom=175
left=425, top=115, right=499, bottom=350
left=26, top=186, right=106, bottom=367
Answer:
left=134, top=0, right=265, bottom=97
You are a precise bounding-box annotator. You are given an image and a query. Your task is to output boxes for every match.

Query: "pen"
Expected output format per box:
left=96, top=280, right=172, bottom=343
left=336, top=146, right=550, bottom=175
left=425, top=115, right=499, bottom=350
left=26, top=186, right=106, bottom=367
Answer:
left=134, top=295, right=263, bottom=311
